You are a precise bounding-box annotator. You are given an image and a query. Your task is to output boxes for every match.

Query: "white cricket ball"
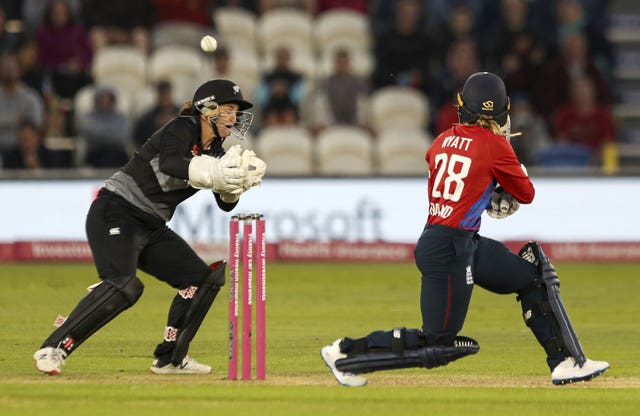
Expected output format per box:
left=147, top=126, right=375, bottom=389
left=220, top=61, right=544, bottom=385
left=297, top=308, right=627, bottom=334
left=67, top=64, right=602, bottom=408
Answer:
left=200, top=35, right=217, bottom=52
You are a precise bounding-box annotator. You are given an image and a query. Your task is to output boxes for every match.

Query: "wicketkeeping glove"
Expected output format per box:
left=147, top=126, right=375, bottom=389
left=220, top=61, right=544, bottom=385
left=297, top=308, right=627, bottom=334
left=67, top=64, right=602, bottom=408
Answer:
left=486, top=186, right=520, bottom=219
left=188, top=146, right=245, bottom=193
left=239, top=148, right=266, bottom=191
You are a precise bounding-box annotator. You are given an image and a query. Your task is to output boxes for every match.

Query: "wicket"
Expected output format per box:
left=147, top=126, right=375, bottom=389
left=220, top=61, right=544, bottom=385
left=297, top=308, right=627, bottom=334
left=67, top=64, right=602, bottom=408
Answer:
left=228, top=214, right=266, bottom=380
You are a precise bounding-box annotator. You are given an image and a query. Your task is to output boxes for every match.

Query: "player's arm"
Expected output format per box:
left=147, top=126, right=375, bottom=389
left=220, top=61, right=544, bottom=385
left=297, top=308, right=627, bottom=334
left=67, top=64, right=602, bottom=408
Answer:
left=490, top=139, right=534, bottom=204
left=157, top=119, right=193, bottom=179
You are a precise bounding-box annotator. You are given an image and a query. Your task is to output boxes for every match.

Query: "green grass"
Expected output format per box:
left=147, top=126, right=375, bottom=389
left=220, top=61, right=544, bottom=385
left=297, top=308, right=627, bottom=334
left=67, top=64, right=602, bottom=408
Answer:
left=1, top=262, right=638, bottom=415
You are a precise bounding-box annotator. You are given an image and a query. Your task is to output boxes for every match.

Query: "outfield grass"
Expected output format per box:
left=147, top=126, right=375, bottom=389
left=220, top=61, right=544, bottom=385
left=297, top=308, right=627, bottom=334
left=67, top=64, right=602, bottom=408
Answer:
left=1, top=262, right=638, bottom=415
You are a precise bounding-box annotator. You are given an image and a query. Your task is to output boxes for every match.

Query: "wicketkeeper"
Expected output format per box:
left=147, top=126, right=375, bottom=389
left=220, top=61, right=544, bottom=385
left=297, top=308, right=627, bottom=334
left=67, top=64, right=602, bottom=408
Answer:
left=34, top=79, right=266, bottom=375
left=321, top=72, right=609, bottom=386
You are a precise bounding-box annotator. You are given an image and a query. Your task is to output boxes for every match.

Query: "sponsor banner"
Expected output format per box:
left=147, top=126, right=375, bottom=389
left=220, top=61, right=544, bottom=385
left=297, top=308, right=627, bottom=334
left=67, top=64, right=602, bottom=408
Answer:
left=1, top=178, right=640, bottom=244
left=3, top=241, right=640, bottom=263
left=275, top=241, right=415, bottom=262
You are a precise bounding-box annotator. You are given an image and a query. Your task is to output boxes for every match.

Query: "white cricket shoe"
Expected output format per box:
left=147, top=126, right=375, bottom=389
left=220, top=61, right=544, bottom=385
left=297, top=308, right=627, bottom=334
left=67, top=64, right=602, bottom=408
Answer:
left=551, top=356, right=609, bottom=385
left=33, top=347, right=67, bottom=375
left=150, top=356, right=212, bottom=375
left=321, top=339, right=368, bottom=387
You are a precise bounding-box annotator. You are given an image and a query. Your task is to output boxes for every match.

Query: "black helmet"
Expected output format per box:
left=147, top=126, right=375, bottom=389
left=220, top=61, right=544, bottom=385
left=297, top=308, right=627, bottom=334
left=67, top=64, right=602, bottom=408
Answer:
left=192, top=79, right=253, bottom=113
left=457, top=72, right=510, bottom=126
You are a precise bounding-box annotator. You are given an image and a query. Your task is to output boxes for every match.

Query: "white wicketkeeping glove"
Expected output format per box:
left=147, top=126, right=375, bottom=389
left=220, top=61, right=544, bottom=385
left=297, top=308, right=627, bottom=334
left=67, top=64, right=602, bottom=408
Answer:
left=486, top=185, right=520, bottom=219
left=240, top=148, right=266, bottom=191
left=188, top=147, right=245, bottom=193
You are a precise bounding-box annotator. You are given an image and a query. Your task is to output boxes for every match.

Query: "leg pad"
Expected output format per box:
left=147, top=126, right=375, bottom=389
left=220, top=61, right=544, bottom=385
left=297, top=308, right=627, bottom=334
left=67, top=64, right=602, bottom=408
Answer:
left=335, top=336, right=479, bottom=374
left=170, top=262, right=226, bottom=365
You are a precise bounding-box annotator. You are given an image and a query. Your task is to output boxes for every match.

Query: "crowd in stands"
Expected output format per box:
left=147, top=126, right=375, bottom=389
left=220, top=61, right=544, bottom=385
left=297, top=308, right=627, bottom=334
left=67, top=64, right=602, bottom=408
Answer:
left=0, top=0, right=621, bottom=174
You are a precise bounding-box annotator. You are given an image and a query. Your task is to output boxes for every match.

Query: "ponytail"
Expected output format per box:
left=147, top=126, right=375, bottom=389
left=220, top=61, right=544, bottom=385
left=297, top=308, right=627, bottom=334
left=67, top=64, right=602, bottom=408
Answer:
left=179, top=100, right=199, bottom=116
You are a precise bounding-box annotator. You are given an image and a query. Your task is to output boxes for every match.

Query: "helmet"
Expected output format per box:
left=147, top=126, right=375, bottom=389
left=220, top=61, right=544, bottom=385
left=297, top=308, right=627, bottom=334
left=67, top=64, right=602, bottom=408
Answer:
left=192, top=79, right=253, bottom=113
left=457, top=72, right=510, bottom=126
left=192, top=79, right=253, bottom=139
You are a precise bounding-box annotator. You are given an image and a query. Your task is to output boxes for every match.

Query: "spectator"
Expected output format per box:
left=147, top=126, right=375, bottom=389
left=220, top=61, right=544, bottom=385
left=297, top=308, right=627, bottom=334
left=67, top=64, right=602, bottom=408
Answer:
left=547, top=32, right=612, bottom=116
left=80, top=0, right=157, bottom=54
left=430, top=38, right=479, bottom=115
left=318, top=0, right=368, bottom=14
left=501, top=28, right=553, bottom=118
left=210, top=46, right=232, bottom=78
left=133, top=80, right=179, bottom=147
left=555, top=0, right=614, bottom=81
left=21, top=0, right=82, bottom=35
left=508, top=94, right=552, bottom=166
left=550, top=75, right=615, bottom=166
left=78, top=85, right=130, bottom=167
left=428, top=2, right=477, bottom=74
left=372, top=0, right=432, bottom=94
left=35, top=0, right=93, bottom=99
left=433, top=86, right=461, bottom=136
left=479, top=0, right=550, bottom=74
left=2, top=118, right=55, bottom=169
left=15, top=37, right=46, bottom=98
left=0, top=4, right=22, bottom=54
left=152, top=0, right=215, bottom=27
left=255, top=46, right=305, bottom=128
left=0, top=53, right=45, bottom=159
left=215, top=1, right=259, bottom=14
left=310, top=48, right=368, bottom=134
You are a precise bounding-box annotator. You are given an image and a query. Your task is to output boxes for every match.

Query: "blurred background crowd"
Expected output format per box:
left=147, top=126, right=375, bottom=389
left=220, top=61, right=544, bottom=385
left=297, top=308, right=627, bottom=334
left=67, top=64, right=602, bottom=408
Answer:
left=0, top=0, right=637, bottom=176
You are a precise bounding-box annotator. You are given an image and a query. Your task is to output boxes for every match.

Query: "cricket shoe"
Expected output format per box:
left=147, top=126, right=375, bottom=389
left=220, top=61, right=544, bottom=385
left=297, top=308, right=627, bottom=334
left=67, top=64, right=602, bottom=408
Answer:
left=551, top=356, right=609, bottom=385
left=33, top=347, right=67, bottom=375
left=150, top=356, right=212, bottom=374
left=321, top=339, right=368, bottom=387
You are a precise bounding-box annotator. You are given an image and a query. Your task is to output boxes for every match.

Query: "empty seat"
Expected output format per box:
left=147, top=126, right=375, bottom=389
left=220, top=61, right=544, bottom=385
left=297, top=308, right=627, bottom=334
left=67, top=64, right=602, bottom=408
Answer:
left=313, top=9, right=371, bottom=54
left=368, top=86, right=430, bottom=133
left=212, top=7, right=258, bottom=52
left=254, top=126, right=314, bottom=175
left=91, top=46, right=147, bottom=91
left=376, top=127, right=432, bottom=175
left=152, top=21, right=210, bottom=49
left=148, top=46, right=208, bottom=101
left=257, top=8, right=314, bottom=55
left=315, top=125, right=374, bottom=176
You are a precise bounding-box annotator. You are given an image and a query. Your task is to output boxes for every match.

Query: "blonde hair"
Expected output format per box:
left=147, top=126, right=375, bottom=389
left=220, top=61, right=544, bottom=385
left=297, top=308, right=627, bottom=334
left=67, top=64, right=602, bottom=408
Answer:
left=179, top=100, right=197, bottom=115
left=475, top=117, right=503, bottom=135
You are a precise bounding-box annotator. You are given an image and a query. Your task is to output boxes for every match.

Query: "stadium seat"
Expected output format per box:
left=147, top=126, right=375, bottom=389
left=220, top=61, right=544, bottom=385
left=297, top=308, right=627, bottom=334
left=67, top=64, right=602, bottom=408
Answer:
left=256, top=8, right=314, bottom=56
left=152, top=21, right=210, bottom=49
left=375, top=127, right=432, bottom=176
left=254, top=126, right=314, bottom=176
left=313, top=9, right=371, bottom=55
left=91, top=46, right=147, bottom=92
left=147, top=46, right=208, bottom=102
left=227, top=49, right=261, bottom=100
left=315, top=125, right=374, bottom=176
left=368, top=86, right=430, bottom=133
left=212, top=7, right=258, bottom=52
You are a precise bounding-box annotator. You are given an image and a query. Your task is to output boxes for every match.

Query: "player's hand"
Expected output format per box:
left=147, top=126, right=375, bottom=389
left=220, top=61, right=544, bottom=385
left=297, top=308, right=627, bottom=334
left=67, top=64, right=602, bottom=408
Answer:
left=240, top=148, right=266, bottom=191
left=188, top=148, right=245, bottom=192
left=212, top=145, right=245, bottom=193
left=486, top=186, right=520, bottom=219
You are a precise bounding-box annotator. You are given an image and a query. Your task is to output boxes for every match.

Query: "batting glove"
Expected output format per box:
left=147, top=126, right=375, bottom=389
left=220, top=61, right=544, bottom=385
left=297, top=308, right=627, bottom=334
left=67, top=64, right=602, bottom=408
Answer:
left=486, top=186, right=520, bottom=219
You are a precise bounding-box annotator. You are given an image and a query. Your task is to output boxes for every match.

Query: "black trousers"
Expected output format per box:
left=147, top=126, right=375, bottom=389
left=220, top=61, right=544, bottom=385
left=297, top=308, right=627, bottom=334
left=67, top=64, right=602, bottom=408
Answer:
left=86, top=189, right=210, bottom=288
left=86, top=189, right=213, bottom=361
left=414, top=224, right=538, bottom=345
